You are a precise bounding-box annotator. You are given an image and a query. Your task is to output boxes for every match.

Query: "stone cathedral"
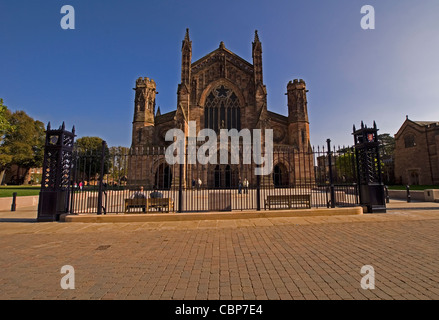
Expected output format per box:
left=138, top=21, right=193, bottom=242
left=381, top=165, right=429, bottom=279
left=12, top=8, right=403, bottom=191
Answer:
left=130, top=30, right=314, bottom=189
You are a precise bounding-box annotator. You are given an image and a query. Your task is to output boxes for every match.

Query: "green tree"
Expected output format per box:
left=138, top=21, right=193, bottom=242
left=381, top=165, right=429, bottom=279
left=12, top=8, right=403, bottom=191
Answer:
left=378, top=133, right=395, bottom=158
left=0, top=100, right=13, bottom=181
left=76, top=136, right=106, bottom=151
left=0, top=108, right=45, bottom=184
left=378, top=133, right=395, bottom=184
left=0, top=98, right=13, bottom=142
left=74, top=137, right=110, bottom=183
left=108, top=146, right=129, bottom=186
left=334, top=149, right=356, bottom=183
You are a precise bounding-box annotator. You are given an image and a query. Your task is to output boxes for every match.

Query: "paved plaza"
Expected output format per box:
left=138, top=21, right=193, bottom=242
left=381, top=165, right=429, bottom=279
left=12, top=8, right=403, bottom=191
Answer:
left=0, top=200, right=439, bottom=300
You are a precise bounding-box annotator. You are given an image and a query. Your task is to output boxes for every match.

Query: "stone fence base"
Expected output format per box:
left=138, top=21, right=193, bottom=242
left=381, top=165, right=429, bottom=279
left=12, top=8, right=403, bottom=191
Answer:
left=388, top=189, right=439, bottom=202
left=0, top=195, right=39, bottom=211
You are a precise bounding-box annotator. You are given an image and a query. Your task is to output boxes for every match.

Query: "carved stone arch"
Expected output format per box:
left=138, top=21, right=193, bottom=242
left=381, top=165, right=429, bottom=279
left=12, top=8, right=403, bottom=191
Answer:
left=152, top=157, right=173, bottom=189
left=273, top=126, right=286, bottom=143
left=273, top=155, right=293, bottom=171
left=272, top=161, right=290, bottom=187
left=199, top=79, right=246, bottom=108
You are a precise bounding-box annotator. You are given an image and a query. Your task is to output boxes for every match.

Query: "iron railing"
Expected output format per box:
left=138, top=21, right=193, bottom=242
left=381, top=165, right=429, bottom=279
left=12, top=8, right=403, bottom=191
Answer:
left=68, top=142, right=360, bottom=214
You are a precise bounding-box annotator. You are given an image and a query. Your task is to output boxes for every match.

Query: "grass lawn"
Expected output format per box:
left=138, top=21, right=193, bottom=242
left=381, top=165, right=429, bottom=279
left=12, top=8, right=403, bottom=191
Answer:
left=388, top=185, right=439, bottom=191
left=0, top=186, right=41, bottom=198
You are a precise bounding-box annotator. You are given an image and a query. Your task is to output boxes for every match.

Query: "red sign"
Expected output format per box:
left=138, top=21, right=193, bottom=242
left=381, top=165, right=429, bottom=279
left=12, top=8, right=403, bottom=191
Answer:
left=367, top=133, right=374, bottom=142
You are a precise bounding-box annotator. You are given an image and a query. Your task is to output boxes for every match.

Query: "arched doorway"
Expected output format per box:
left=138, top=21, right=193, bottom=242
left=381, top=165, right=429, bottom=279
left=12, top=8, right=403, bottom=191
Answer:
left=212, top=164, right=238, bottom=189
left=409, top=170, right=420, bottom=186
left=273, top=163, right=289, bottom=187
left=214, top=165, right=221, bottom=188
left=155, top=164, right=172, bottom=189
left=225, top=165, right=232, bottom=187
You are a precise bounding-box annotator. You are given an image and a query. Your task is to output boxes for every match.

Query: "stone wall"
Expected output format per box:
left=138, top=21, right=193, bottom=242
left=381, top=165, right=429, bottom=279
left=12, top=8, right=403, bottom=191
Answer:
left=394, top=120, right=439, bottom=185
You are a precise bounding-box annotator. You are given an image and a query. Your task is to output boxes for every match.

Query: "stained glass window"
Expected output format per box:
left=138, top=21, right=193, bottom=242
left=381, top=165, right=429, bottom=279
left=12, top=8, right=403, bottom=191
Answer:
left=204, top=86, right=241, bottom=132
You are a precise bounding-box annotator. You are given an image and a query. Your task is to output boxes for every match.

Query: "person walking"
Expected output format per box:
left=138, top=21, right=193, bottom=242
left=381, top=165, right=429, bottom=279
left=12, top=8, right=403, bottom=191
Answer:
left=243, top=178, right=249, bottom=194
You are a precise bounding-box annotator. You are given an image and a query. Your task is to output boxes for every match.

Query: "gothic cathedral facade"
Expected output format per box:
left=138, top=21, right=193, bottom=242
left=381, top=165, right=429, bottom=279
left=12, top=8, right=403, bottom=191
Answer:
left=130, top=30, right=314, bottom=189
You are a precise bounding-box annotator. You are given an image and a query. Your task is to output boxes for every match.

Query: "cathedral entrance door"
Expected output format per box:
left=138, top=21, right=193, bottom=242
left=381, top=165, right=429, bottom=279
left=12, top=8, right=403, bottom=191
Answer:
left=213, top=165, right=238, bottom=189
left=155, top=164, right=172, bottom=189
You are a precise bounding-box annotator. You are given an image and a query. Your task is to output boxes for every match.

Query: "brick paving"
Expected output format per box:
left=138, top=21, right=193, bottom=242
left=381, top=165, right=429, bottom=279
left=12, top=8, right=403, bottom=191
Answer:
left=0, top=201, right=439, bottom=300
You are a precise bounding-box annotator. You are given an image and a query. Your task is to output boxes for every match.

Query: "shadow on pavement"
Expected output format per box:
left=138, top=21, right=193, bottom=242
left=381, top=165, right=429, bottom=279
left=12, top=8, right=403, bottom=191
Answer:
left=387, top=207, right=439, bottom=211
left=0, top=218, right=37, bottom=223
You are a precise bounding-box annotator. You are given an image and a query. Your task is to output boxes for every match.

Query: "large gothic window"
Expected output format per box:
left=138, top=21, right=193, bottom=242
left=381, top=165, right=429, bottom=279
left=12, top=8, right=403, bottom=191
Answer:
left=204, top=85, right=241, bottom=132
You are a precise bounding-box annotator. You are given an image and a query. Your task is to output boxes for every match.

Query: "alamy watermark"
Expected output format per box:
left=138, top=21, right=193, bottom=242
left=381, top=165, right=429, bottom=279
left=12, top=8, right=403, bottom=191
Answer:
left=164, top=121, right=274, bottom=176
left=60, top=265, right=75, bottom=289
left=59, top=5, right=374, bottom=31
left=361, top=5, right=375, bottom=30
left=60, top=5, right=75, bottom=30
left=360, top=265, right=375, bottom=290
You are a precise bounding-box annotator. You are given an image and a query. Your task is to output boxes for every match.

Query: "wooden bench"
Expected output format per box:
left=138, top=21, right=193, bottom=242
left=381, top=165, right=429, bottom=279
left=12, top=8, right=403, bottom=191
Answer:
left=124, top=198, right=147, bottom=213
left=146, top=198, right=175, bottom=213
left=264, top=194, right=311, bottom=210
left=125, top=198, right=174, bottom=212
left=125, top=198, right=175, bottom=213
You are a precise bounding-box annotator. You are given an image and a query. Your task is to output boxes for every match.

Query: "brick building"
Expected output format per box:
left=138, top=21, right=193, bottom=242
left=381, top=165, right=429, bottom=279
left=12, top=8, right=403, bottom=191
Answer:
left=394, top=117, right=439, bottom=185
left=129, top=30, right=314, bottom=188
left=1, top=166, right=42, bottom=185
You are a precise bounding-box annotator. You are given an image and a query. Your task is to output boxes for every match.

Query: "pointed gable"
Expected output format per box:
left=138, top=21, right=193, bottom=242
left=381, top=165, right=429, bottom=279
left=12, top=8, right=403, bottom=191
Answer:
left=191, top=43, right=254, bottom=76
left=395, top=118, right=435, bottom=139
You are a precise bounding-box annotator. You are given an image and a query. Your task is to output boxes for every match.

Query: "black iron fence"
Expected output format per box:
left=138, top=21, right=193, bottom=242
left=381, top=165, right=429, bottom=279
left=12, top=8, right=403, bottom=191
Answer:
left=68, top=142, right=359, bottom=214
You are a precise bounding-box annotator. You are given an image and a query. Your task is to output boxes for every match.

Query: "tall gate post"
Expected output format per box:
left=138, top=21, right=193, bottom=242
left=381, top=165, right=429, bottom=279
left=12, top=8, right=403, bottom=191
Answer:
left=353, top=121, right=386, bottom=213
left=178, top=162, right=183, bottom=213
left=256, top=172, right=261, bottom=211
left=37, top=122, right=76, bottom=222
left=178, top=139, right=184, bottom=213
left=97, top=140, right=107, bottom=215
left=326, top=139, right=336, bottom=208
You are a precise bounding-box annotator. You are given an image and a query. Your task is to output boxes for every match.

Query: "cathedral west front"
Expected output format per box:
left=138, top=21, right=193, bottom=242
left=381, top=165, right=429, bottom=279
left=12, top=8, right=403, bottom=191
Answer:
left=129, top=30, right=314, bottom=189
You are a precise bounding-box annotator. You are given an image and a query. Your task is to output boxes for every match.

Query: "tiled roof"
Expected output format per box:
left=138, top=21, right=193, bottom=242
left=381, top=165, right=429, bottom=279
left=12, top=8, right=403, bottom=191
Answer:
left=413, top=121, right=439, bottom=126
left=155, top=111, right=176, bottom=125
left=268, top=111, right=288, bottom=122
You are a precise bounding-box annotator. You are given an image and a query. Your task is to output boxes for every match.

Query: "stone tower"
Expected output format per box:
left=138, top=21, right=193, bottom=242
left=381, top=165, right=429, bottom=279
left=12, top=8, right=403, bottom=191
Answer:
left=287, top=79, right=311, bottom=150
left=132, top=77, right=157, bottom=147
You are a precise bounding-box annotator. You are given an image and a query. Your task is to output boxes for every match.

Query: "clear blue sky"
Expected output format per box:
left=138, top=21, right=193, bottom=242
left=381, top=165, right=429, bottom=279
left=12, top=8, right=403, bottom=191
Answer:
left=1, top=0, right=439, bottom=148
